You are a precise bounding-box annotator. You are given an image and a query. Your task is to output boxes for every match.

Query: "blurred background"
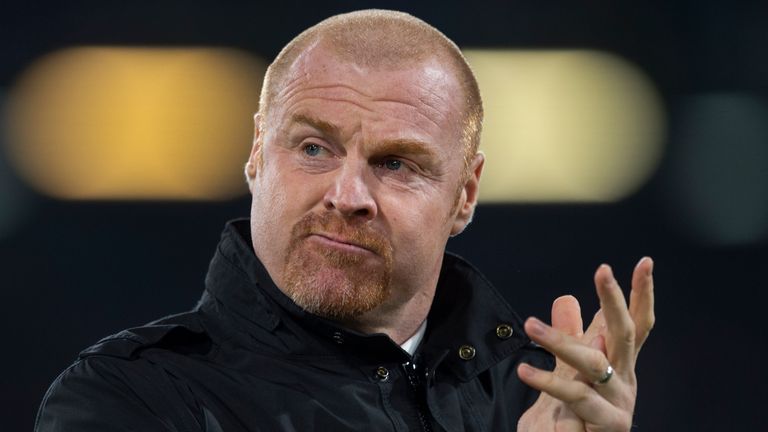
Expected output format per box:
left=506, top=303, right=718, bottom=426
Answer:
left=1, top=1, right=766, bottom=430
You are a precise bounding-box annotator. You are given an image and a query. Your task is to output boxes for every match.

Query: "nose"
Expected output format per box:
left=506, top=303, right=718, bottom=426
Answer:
left=323, top=162, right=377, bottom=220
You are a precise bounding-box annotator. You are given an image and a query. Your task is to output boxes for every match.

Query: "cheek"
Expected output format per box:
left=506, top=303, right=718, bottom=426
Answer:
left=251, top=161, right=327, bottom=240
left=257, top=158, right=306, bottom=212
left=250, top=170, right=291, bottom=243
left=388, top=198, right=454, bottom=261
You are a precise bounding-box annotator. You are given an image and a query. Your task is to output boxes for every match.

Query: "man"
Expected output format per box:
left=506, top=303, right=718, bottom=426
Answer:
left=36, top=10, right=655, bottom=431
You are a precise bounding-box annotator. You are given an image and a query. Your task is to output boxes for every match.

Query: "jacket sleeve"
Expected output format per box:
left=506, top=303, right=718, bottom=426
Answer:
left=35, top=357, right=198, bottom=432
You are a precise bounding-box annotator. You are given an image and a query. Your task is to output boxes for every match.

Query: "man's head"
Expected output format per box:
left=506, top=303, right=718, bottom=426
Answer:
left=245, top=10, right=485, bottom=326
left=250, top=9, right=483, bottom=181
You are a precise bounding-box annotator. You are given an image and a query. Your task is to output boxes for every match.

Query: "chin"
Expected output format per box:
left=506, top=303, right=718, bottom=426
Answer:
left=283, top=254, right=391, bottom=319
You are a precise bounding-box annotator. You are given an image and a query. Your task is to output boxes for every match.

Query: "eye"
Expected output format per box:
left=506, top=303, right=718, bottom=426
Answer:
left=383, top=159, right=402, bottom=170
left=304, top=143, right=322, bottom=156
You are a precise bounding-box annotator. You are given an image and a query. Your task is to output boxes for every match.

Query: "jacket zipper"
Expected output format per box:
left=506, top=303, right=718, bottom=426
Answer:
left=402, top=361, right=433, bottom=432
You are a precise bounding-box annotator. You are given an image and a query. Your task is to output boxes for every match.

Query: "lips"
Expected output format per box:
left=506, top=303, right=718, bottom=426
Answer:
left=308, top=233, right=376, bottom=254
left=290, top=212, right=392, bottom=260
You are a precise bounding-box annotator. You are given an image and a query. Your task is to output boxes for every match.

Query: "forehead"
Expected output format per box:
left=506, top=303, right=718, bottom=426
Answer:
left=271, top=43, right=465, bottom=144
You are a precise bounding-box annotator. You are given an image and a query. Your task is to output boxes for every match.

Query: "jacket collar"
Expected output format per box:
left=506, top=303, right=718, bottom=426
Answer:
left=424, top=253, right=531, bottom=381
left=203, top=219, right=532, bottom=381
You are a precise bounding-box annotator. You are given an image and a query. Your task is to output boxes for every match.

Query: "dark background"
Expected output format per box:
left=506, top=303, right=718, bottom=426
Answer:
left=2, top=1, right=767, bottom=430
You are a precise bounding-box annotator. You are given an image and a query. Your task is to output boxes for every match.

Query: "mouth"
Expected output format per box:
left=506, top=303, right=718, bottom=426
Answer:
left=308, top=233, right=376, bottom=255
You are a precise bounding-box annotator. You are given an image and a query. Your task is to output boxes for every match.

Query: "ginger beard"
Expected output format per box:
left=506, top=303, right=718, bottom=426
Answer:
left=282, top=212, right=394, bottom=319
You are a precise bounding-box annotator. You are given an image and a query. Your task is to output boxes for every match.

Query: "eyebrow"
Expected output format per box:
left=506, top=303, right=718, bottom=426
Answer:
left=290, top=113, right=340, bottom=138
left=369, top=139, right=437, bottom=159
left=289, top=113, right=437, bottom=159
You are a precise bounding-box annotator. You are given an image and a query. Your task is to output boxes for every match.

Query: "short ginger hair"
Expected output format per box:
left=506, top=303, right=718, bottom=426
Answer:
left=257, top=9, right=483, bottom=166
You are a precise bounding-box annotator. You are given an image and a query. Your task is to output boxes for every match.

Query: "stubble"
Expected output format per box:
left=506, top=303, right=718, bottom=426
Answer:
left=282, top=212, right=394, bottom=319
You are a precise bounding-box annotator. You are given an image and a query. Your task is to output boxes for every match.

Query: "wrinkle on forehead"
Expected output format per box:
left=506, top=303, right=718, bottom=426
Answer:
left=276, top=74, right=310, bottom=111
left=286, top=94, right=439, bottom=143
left=367, top=97, right=441, bottom=131
left=271, top=44, right=463, bottom=146
left=417, top=65, right=462, bottom=122
left=277, top=71, right=377, bottom=109
left=279, top=83, right=451, bottom=137
left=291, top=95, right=378, bottom=116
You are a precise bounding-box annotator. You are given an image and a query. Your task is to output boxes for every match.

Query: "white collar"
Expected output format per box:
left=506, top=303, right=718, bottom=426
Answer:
left=399, top=320, right=427, bottom=356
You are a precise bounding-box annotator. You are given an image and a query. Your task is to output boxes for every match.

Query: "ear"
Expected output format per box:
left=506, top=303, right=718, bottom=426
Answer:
left=244, top=113, right=262, bottom=188
left=450, top=151, right=485, bottom=236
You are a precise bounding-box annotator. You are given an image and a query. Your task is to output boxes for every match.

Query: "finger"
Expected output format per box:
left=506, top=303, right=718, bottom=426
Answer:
left=525, top=317, right=612, bottom=385
left=583, top=309, right=606, bottom=353
left=518, top=363, right=593, bottom=402
left=589, top=333, right=606, bottom=354
left=549, top=296, right=585, bottom=378
left=629, top=256, right=655, bottom=350
left=517, top=363, right=629, bottom=429
left=594, top=264, right=636, bottom=372
left=551, top=295, right=583, bottom=337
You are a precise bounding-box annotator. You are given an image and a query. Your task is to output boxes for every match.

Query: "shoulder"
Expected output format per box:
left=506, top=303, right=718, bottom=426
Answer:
left=35, top=357, right=192, bottom=431
left=79, top=311, right=212, bottom=360
left=35, top=313, right=212, bottom=432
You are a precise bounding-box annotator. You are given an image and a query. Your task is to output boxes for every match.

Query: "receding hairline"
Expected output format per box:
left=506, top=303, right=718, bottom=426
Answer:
left=257, top=9, right=483, bottom=161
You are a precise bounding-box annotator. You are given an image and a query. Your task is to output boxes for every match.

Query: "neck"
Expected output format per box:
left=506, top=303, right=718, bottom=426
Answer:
left=341, top=284, right=435, bottom=344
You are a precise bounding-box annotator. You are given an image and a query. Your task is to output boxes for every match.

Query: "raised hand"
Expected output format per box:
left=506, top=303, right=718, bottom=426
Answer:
left=517, top=257, right=655, bottom=432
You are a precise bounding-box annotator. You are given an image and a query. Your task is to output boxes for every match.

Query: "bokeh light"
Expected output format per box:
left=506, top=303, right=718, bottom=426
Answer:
left=666, top=93, right=768, bottom=246
left=464, top=49, right=666, bottom=202
left=5, top=47, right=266, bottom=200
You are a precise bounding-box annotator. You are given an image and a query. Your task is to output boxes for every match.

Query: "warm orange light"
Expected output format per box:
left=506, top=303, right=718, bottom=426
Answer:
left=5, top=47, right=266, bottom=200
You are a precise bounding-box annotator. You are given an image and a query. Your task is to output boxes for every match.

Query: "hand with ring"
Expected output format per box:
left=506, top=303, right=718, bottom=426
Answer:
left=516, top=257, right=656, bottom=432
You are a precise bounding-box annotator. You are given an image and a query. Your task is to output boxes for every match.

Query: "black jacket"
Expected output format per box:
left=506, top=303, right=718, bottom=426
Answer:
left=35, top=219, right=552, bottom=431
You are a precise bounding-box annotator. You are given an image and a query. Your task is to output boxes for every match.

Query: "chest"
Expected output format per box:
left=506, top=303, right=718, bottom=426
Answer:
left=153, top=351, right=536, bottom=432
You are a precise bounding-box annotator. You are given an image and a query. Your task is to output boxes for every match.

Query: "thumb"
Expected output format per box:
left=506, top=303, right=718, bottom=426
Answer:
left=550, top=295, right=584, bottom=378
left=583, top=309, right=607, bottom=347
left=551, top=295, right=583, bottom=338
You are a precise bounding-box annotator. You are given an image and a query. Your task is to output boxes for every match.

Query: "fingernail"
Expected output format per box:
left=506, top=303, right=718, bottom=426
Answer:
left=600, top=264, right=615, bottom=284
left=636, top=256, right=653, bottom=277
left=518, top=363, right=536, bottom=378
left=527, top=317, right=547, bottom=337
